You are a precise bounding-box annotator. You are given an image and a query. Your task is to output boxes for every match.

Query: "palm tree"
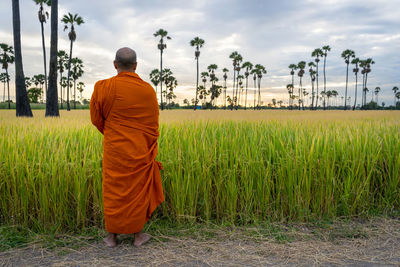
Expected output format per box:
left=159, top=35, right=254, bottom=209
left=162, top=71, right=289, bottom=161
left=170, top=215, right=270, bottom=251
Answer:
left=62, top=12, right=84, bottom=111
left=251, top=71, right=257, bottom=110
left=393, top=86, right=399, bottom=108
left=351, top=58, right=360, bottom=110
left=207, top=64, right=218, bottom=109
left=70, top=57, right=84, bottom=109
left=396, top=92, right=400, bottom=109
left=363, top=58, right=375, bottom=108
left=311, top=48, right=324, bottom=109
left=321, top=45, right=331, bottom=110
left=234, top=54, right=242, bottom=110
left=222, top=68, right=228, bottom=109
left=190, top=37, right=205, bottom=111
left=229, top=51, right=241, bottom=110
left=46, top=0, right=59, bottom=116
left=77, top=81, right=85, bottom=100
left=341, top=49, right=355, bottom=110
left=253, top=64, right=267, bottom=109
left=308, top=62, right=316, bottom=110
left=201, top=71, right=209, bottom=95
left=236, top=74, right=244, bottom=107
left=288, top=64, right=297, bottom=110
left=149, top=68, right=160, bottom=95
left=57, top=50, right=68, bottom=109
left=12, top=0, right=33, bottom=116
left=374, top=86, right=381, bottom=105
left=154, top=29, right=171, bottom=111
left=297, top=61, right=306, bottom=110
left=34, top=0, right=51, bottom=100
left=0, top=73, right=9, bottom=102
left=286, top=84, right=294, bottom=109
left=242, top=61, right=253, bottom=110
left=0, top=44, right=14, bottom=109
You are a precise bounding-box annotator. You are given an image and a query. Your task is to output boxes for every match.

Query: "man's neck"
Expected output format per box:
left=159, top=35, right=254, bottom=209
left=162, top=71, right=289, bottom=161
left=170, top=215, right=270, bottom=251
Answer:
left=117, top=69, right=136, bottom=74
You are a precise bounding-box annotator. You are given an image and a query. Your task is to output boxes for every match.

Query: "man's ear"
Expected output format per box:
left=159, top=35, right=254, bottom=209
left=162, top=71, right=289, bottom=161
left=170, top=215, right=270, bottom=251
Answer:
left=113, top=60, right=118, bottom=70
left=133, top=62, right=138, bottom=71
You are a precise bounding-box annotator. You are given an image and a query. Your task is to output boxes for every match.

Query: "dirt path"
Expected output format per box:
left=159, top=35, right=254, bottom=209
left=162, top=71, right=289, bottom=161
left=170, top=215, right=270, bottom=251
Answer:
left=1, top=218, right=399, bottom=266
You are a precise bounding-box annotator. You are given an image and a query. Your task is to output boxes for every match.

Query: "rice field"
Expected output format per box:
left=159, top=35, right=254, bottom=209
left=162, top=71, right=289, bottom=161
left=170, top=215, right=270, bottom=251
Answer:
left=0, top=110, right=399, bottom=232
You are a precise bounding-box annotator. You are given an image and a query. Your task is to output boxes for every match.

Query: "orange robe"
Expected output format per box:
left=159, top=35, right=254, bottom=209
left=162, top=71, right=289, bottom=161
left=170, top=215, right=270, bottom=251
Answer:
left=90, top=71, right=164, bottom=234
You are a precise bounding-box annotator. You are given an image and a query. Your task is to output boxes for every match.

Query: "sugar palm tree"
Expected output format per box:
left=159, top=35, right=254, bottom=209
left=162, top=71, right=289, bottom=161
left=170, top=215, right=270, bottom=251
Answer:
left=253, top=64, right=267, bottom=109
left=70, top=57, right=84, bottom=109
left=321, top=45, right=331, bottom=110
left=242, top=61, right=253, bottom=110
left=207, top=64, right=218, bottom=109
left=351, top=58, right=360, bottom=110
left=57, top=50, right=68, bottom=109
left=46, top=0, right=59, bottom=116
left=341, top=49, right=355, bottom=110
left=236, top=74, right=244, bottom=107
left=190, top=37, right=205, bottom=111
left=62, top=13, right=84, bottom=111
left=374, top=86, right=381, bottom=105
left=363, top=58, right=374, bottom=108
left=311, top=48, right=324, bottom=108
left=308, top=62, right=316, bottom=110
left=149, top=68, right=160, bottom=95
left=288, top=64, right=297, bottom=110
left=0, top=73, right=9, bottom=102
left=34, top=0, right=51, bottom=100
left=286, top=83, right=294, bottom=109
left=222, top=68, right=229, bottom=109
left=297, top=61, right=306, bottom=110
left=0, top=44, right=14, bottom=109
left=393, top=86, right=399, bottom=107
left=229, top=51, right=241, bottom=110
left=154, top=29, right=171, bottom=110
left=251, top=71, right=257, bottom=110
left=11, top=0, right=33, bottom=116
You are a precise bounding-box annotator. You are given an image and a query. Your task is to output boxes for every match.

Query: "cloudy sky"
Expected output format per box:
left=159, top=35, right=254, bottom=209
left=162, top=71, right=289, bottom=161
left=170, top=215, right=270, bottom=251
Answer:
left=1, top=0, right=399, bottom=106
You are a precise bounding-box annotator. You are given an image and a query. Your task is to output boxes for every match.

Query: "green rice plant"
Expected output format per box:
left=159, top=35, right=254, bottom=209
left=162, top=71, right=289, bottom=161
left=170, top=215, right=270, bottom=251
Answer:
left=0, top=110, right=399, bottom=232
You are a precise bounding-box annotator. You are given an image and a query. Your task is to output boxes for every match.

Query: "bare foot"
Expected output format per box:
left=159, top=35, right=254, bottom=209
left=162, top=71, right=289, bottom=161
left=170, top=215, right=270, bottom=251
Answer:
left=134, top=232, right=152, bottom=247
left=103, top=233, right=117, bottom=248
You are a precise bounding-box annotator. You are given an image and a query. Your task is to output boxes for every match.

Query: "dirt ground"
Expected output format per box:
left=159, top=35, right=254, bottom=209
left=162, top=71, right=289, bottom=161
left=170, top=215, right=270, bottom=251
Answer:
left=1, top=217, right=399, bottom=267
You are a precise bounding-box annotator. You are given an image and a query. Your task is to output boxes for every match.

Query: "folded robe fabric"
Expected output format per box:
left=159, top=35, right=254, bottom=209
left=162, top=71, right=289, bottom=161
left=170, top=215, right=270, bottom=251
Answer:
left=90, top=71, right=164, bottom=234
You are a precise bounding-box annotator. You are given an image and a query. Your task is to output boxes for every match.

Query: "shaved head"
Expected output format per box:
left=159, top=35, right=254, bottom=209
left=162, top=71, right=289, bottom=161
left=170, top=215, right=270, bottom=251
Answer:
left=115, top=47, right=137, bottom=69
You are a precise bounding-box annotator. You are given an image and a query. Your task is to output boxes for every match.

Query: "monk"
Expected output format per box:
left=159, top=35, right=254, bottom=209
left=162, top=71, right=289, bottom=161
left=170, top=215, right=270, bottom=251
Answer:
left=90, top=47, right=164, bottom=248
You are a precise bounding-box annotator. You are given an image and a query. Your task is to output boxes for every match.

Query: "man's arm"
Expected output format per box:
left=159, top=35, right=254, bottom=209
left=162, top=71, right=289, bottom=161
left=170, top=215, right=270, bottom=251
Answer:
left=90, top=81, right=105, bottom=134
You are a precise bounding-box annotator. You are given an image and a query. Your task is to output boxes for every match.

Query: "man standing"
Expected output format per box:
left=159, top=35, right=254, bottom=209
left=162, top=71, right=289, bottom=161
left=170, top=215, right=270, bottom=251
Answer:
left=90, top=47, right=164, bottom=247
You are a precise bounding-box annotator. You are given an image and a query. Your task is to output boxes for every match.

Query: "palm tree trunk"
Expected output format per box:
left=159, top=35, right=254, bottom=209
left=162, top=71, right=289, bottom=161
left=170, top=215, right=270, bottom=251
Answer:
left=224, top=79, right=227, bottom=109
left=245, top=76, right=248, bottom=110
left=235, top=72, right=239, bottom=110
left=74, top=79, right=76, bottom=109
left=365, top=73, right=369, bottom=107
left=361, top=73, right=365, bottom=109
left=258, top=78, right=261, bottom=110
left=311, top=79, right=315, bottom=110
left=12, top=0, right=32, bottom=117
left=315, top=62, right=319, bottom=109
left=60, top=71, right=63, bottom=109
left=253, top=79, right=256, bottom=110
left=6, top=68, right=10, bottom=109
left=323, top=56, right=327, bottom=110
left=353, top=72, right=358, bottom=110
left=298, top=78, right=301, bottom=110
left=194, top=56, right=199, bottom=111
left=160, top=49, right=163, bottom=110
left=3, top=80, right=5, bottom=102
left=66, top=39, right=73, bottom=111
left=231, top=68, right=235, bottom=111
left=344, top=62, right=349, bottom=110
left=40, top=20, right=48, bottom=101
left=46, top=0, right=59, bottom=117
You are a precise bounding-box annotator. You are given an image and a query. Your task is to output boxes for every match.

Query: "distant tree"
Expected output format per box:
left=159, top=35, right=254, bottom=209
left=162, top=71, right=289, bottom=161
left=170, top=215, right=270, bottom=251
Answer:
left=12, top=0, right=33, bottom=116
left=393, top=86, right=399, bottom=107
left=222, top=68, right=229, bottom=109
left=341, top=49, right=355, bottom=110
left=25, top=76, right=32, bottom=89
left=0, top=73, right=10, bottom=102
left=77, top=81, right=85, bottom=100
left=70, top=57, right=84, bottom=109
left=183, top=98, right=189, bottom=107
left=286, top=84, right=294, bottom=109
left=27, top=87, right=42, bottom=103
left=190, top=37, right=205, bottom=111
left=229, top=51, right=242, bottom=110
left=277, top=100, right=283, bottom=108
left=57, top=50, right=69, bottom=109
left=0, top=44, right=14, bottom=109
left=34, top=0, right=51, bottom=98
left=207, top=64, right=218, bottom=108
left=396, top=92, right=400, bottom=109
left=311, top=48, right=324, bottom=108
left=251, top=71, right=257, bottom=110
left=288, top=64, right=297, bottom=110
left=321, top=45, right=331, bottom=110
left=242, top=61, right=253, bottom=110
left=297, top=61, right=306, bottom=110
left=351, top=58, right=360, bottom=110
left=374, top=86, right=381, bottom=105
left=149, top=68, right=160, bottom=96
left=253, top=64, right=267, bottom=110
left=200, top=71, right=209, bottom=105
left=308, top=62, right=316, bottom=110
left=360, top=58, right=374, bottom=109
left=62, top=12, right=84, bottom=111
left=154, top=29, right=171, bottom=110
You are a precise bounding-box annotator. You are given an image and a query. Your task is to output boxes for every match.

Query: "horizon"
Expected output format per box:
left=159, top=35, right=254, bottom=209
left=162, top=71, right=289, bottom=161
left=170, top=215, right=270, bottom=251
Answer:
left=1, top=0, right=399, bottom=106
